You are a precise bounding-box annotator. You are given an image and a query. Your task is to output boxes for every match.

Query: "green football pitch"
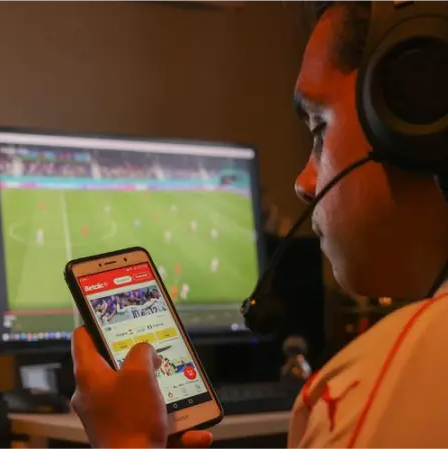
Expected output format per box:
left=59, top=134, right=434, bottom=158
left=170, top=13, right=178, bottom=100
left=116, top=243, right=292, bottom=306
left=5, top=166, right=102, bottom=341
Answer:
left=0, top=188, right=258, bottom=334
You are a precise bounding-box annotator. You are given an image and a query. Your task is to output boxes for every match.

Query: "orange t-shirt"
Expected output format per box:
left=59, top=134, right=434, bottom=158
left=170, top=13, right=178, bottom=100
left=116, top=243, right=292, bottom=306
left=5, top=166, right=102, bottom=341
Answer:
left=288, top=284, right=448, bottom=447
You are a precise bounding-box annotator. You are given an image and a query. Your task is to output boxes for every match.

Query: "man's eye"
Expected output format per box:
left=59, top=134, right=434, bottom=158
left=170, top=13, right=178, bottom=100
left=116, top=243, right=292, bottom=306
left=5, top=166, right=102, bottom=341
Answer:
left=311, top=123, right=326, bottom=138
left=311, top=123, right=326, bottom=159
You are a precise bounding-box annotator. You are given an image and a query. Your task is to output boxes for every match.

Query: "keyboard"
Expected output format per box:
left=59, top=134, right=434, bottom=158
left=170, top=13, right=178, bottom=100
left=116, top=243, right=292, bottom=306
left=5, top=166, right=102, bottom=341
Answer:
left=215, top=381, right=303, bottom=415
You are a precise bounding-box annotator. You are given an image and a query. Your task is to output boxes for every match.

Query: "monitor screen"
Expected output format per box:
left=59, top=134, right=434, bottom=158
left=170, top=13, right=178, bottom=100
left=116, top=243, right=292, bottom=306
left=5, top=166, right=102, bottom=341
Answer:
left=0, top=130, right=263, bottom=347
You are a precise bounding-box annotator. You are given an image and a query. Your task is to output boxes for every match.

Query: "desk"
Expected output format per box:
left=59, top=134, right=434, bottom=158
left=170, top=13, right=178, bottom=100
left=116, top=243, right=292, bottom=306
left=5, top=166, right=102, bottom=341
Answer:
left=10, top=411, right=291, bottom=448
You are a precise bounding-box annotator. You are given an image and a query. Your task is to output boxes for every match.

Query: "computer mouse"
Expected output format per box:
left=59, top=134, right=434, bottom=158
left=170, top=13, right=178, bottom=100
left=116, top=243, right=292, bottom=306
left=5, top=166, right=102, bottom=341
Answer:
left=3, top=389, right=70, bottom=414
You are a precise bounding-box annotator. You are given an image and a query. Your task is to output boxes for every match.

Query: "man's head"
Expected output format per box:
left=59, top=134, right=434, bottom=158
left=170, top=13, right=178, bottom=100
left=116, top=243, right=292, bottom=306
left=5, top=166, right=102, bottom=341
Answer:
left=295, top=1, right=448, bottom=299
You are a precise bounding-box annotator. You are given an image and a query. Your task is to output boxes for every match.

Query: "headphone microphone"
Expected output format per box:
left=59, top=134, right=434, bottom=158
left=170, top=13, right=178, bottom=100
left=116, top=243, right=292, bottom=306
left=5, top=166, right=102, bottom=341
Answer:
left=241, top=155, right=374, bottom=335
left=241, top=1, right=448, bottom=336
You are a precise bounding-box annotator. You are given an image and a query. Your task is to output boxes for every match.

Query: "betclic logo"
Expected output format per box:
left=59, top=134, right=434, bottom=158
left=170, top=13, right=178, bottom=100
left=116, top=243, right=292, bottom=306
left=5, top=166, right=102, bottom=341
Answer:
left=84, top=282, right=107, bottom=292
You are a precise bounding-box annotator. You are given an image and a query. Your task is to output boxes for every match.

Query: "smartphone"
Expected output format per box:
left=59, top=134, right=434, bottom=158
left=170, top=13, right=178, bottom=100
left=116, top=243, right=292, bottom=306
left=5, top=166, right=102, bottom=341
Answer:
left=64, top=246, right=223, bottom=435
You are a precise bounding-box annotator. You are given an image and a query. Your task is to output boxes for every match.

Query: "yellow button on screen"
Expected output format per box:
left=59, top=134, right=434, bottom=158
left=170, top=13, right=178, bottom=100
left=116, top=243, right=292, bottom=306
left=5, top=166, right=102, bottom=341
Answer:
left=156, top=327, right=178, bottom=341
left=112, top=339, right=134, bottom=352
left=134, top=333, right=156, bottom=344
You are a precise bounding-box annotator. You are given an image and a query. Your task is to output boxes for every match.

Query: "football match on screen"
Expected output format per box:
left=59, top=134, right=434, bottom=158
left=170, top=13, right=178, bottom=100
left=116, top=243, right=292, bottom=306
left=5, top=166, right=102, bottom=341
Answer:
left=0, top=134, right=259, bottom=340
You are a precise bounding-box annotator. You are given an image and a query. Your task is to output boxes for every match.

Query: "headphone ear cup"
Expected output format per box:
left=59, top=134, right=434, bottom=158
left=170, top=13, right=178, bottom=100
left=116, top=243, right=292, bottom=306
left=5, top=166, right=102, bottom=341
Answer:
left=378, top=39, right=448, bottom=126
left=357, top=14, right=448, bottom=174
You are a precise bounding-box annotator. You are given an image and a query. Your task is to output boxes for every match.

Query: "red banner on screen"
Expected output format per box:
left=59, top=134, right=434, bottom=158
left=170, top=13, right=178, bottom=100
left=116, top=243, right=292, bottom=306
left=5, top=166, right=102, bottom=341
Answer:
left=78, top=263, right=155, bottom=295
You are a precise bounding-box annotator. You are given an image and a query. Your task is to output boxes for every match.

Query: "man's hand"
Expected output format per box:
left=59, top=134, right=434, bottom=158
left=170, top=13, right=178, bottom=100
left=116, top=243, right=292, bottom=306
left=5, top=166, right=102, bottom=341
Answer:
left=71, top=327, right=212, bottom=448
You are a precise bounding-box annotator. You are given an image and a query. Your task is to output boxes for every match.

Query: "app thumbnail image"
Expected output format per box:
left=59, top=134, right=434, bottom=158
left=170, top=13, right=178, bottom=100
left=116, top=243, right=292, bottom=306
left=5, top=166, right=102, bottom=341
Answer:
left=91, top=285, right=168, bottom=326
left=155, top=344, right=197, bottom=380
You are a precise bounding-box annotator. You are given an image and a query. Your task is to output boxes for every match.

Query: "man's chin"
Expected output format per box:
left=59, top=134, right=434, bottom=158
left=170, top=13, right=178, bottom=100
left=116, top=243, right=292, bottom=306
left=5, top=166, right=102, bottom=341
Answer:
left=325, top=248, right=366, bottom=296
left=318, top=237, right=360, bottom=293
left=318, top=234, right=327, bottom=255
left=331, top=261, right=382, bottom=298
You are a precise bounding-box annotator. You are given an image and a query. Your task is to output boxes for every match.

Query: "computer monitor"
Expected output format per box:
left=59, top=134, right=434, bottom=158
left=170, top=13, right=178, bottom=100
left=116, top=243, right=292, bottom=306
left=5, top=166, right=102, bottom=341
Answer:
left=0, top=128, right=264, bottom=352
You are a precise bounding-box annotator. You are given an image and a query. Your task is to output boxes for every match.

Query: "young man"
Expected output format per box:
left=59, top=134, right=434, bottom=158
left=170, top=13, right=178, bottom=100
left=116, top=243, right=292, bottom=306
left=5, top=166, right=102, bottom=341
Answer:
left=71, top=2, right=448, bottom=447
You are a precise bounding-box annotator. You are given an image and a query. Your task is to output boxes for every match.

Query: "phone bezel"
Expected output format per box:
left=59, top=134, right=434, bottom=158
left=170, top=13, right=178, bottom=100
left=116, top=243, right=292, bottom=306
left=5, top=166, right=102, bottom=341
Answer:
left=65, top=246, right=223, bottom=435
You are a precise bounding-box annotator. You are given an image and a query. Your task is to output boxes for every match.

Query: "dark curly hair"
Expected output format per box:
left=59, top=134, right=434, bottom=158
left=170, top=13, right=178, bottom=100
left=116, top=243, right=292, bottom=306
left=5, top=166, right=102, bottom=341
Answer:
left=299, top=1, right=371, bottom=73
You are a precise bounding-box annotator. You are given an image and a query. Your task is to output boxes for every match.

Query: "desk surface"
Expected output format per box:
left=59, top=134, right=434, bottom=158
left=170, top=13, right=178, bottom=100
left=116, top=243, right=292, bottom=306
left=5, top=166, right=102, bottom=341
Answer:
left=10, top=411, right=291, bottom=444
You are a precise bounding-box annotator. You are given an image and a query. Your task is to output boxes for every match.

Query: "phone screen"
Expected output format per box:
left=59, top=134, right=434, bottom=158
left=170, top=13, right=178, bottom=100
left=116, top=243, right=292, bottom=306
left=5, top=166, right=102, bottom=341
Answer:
left=77, top=262, right=212, bottom=413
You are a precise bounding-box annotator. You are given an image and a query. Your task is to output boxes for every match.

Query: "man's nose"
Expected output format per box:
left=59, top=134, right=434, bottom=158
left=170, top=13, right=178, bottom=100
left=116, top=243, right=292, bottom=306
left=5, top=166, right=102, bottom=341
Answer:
left=295, top=160, right=316, bottom=204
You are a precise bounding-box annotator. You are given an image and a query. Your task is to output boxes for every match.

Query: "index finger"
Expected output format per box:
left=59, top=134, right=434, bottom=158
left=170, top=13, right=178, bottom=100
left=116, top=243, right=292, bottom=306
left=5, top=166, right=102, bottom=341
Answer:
left=71, top=326, right=111, bottom=383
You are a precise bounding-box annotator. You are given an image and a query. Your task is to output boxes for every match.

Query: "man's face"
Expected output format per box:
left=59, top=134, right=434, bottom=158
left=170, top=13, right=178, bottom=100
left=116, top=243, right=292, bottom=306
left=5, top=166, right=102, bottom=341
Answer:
left=294, top=6, right=448, bottom=298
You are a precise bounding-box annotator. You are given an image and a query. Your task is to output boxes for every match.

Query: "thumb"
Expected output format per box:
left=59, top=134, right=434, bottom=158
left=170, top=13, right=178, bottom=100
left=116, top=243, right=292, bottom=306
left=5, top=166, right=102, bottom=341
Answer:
left=122, top=342, right=162, bottom=373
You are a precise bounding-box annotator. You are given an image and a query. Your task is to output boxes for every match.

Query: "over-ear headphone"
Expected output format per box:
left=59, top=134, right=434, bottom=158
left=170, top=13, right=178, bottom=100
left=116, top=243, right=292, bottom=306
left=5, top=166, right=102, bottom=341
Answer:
left=357, top=1, right=448, bottom=174
left=242, top=1, right=448, bottom=336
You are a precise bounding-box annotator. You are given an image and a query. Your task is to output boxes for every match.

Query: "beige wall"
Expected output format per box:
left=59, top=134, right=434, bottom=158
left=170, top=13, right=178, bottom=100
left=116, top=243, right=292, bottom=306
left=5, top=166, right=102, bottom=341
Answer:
left=0, top=1, right=313, bottom=226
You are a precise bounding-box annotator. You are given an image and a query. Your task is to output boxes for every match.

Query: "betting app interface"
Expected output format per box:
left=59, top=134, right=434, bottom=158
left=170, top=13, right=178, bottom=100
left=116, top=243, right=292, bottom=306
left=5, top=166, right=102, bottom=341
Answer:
left=78, top=262, right=212, bottom=413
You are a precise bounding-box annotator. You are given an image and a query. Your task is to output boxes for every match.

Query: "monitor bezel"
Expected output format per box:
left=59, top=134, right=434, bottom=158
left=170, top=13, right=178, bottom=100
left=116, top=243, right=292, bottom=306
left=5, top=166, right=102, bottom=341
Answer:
left=0, top=126, right=267, bottom=354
